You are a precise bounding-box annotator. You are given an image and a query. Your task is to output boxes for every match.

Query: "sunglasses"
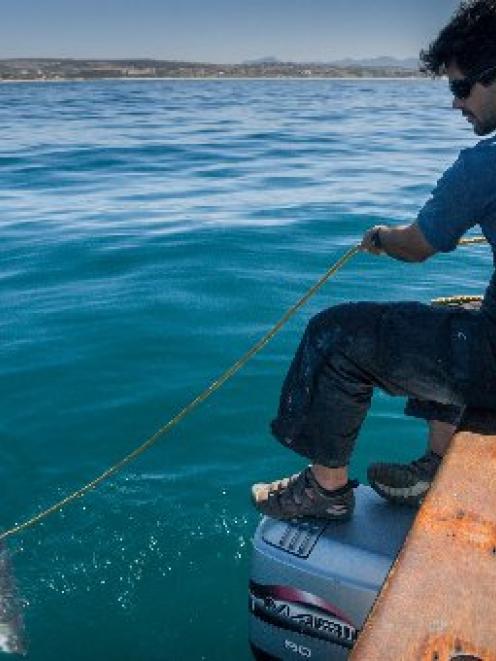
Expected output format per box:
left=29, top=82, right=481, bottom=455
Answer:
left=449, top=64, right=496, bottom=100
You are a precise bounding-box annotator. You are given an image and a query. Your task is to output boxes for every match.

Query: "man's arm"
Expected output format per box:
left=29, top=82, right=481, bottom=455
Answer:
left=361, top=222, right=437, bottom=263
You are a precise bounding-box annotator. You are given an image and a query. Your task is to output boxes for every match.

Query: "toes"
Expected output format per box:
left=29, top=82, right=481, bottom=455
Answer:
left=251, top=474, right=297, bottom=506
left=270, top=478, right=289, bottom=491
left=251, top=484, right=270, bottom=503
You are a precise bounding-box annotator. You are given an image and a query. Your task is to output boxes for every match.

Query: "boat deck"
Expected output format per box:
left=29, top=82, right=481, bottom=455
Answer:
left=351, top=408, right=496, bottom=661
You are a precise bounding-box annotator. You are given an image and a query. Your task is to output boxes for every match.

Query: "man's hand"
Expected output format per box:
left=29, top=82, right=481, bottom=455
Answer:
left=360, top=222, right=436, bottom=263
left=361, top=225, right=389, bottom=255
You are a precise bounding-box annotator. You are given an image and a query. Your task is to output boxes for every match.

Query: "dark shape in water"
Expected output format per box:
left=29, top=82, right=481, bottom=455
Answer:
left=0, top=545, right=26, bottom=655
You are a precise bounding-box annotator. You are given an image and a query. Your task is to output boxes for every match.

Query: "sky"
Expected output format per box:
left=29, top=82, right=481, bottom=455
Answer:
left=2, top=0, right=461, bottom=63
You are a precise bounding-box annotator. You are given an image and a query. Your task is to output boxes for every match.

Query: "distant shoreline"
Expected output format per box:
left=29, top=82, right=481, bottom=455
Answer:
left=0, top=58, right=425, bottom=83
left=0, top=76, right=430, bottom=84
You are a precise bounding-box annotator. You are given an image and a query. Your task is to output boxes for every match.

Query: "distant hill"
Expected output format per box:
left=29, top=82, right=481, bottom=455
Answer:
left=328, top=56, right=419, bottom=70
left=242, top=57, right=282, bottom=65
left=242, top=56, right=420, bottom=70
left=242, top=56, right=419, bottom=70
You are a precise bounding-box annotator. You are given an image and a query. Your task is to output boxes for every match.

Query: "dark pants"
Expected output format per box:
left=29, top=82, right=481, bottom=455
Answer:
left=271, top=302, right=496, bottom=468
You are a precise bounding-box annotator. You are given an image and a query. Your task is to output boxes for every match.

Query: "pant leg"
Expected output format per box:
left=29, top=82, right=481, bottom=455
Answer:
left=404, top=398, right=463, bottom=425
left=402, top=299, right=483, bottom=426
left=271, top=301, right=496, bottom=468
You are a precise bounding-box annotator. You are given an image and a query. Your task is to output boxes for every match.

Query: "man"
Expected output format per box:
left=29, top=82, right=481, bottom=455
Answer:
left=252, top=0, right=496, bottom=521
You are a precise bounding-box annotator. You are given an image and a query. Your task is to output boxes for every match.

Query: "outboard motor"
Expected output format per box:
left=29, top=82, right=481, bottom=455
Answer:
left=249, top=485, right=415, bottom=660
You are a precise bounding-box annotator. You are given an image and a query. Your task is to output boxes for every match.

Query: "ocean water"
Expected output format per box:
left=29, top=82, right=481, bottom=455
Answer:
left=0, top=79, right=492, bottom=660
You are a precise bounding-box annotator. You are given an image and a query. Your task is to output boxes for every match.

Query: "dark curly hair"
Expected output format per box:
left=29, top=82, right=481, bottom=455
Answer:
left=420, top=0, right=496, bottom=76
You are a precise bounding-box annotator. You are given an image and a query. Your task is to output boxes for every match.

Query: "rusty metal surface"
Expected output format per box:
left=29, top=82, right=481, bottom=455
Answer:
left=351, top=415, right=496, bottom=661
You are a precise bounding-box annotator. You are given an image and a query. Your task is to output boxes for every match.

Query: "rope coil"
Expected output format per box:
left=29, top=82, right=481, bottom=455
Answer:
left=1, top=235, right=487, bottom=541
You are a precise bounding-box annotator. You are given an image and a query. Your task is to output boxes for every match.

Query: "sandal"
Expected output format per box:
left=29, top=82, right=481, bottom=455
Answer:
left=251, top=467, right=358, bottom=521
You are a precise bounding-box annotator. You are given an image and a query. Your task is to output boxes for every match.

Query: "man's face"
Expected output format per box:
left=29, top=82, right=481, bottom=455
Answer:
left=447, top=60, right=496, bottom=136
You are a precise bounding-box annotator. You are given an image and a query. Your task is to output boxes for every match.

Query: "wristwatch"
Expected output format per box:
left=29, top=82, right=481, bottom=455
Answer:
left=371, top=228, right=383, bottom=250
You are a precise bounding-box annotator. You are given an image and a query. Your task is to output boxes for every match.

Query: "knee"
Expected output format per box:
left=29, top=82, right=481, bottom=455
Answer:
left=306, top=302, right=382, bottom=355
left=312, top=303, right=351, bottom=324
left=306, top=304, right=353, bottom=352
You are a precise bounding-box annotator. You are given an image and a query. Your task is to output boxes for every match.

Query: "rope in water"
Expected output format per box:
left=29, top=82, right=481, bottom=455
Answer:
left=1, top=235, right=487, bottom=542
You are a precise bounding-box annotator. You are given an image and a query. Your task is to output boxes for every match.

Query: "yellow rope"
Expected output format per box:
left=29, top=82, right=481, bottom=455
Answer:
left=1, top=234, right=487, bottom=542
left=432, top=295, right=483, bottom=307
left=459, top=236, right=488, bottom=245
left=431, top=237, right=487, bottom=306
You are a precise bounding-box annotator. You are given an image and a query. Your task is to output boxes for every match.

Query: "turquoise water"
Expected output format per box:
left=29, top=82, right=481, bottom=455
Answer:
left=0, top=79, right=492, bottom=660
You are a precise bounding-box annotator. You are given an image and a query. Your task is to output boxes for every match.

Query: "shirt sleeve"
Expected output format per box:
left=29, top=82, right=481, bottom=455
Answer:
left=417, top=151, right=477, bottom=253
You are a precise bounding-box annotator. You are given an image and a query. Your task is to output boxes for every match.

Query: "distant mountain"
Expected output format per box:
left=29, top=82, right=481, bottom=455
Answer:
left=241, top=56, right=419, bottom=70
left=328, top=56, right=419, bottom=70
left=242, top=56, right=283, bottom=65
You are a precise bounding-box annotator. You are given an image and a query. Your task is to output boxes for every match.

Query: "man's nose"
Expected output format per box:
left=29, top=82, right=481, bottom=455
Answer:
left=452, top=96, right=464, bottom=110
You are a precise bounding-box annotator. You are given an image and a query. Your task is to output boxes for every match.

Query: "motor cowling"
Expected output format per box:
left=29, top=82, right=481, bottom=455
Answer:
left=249, top=486, right=415, bottom=660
